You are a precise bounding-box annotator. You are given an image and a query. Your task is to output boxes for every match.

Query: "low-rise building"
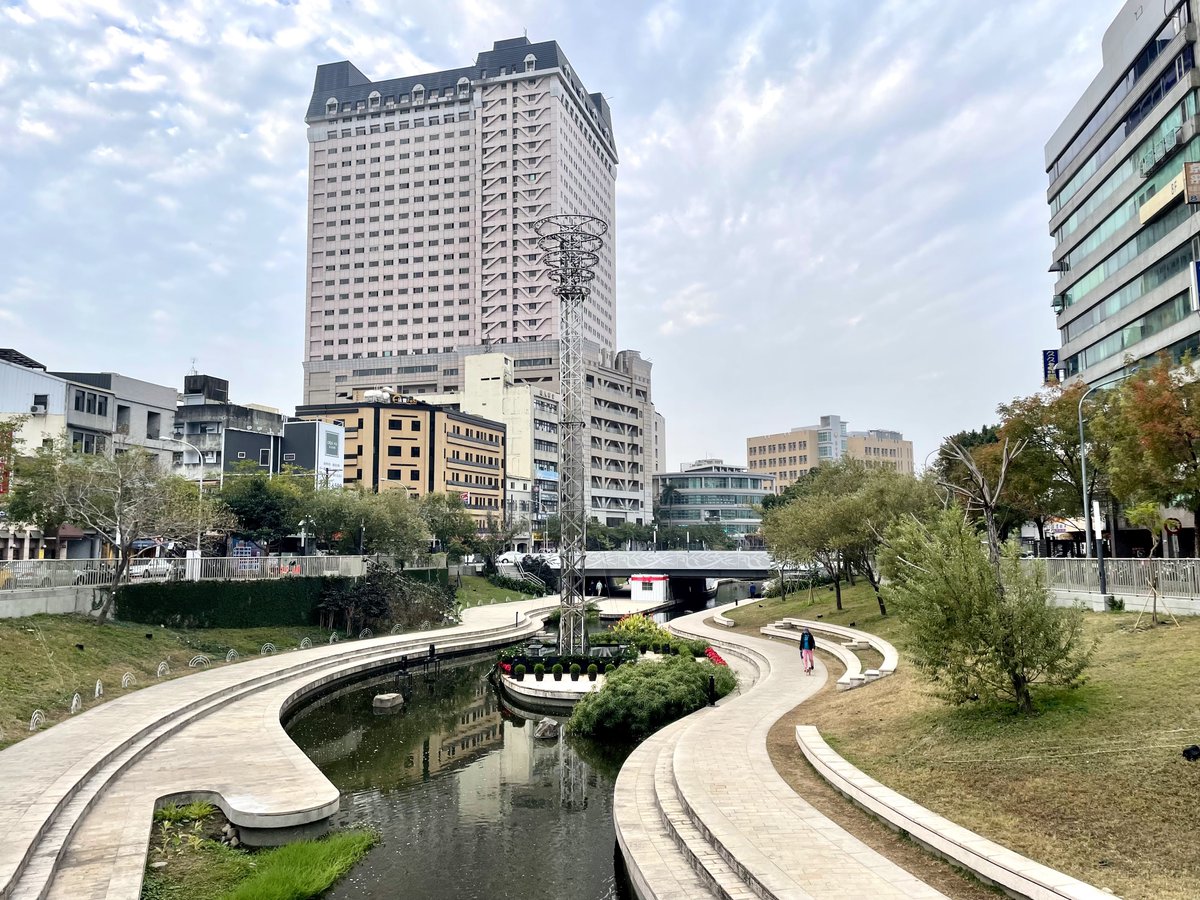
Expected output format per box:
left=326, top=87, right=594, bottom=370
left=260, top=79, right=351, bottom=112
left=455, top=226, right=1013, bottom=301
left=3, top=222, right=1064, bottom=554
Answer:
left=747, top=415, right=914, bottom=492
left=295, top=395, right=505, bottom=527
left=653, top=459, right=774, bottom=538
left=50, top=371, right=177, bottom=463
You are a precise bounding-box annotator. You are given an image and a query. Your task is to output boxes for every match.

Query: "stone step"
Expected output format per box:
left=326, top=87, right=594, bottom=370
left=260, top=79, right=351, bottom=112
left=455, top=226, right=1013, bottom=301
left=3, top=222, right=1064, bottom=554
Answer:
left=653, top=726, right=757, bottom=900
left=614, top=719, right=718, bottom=900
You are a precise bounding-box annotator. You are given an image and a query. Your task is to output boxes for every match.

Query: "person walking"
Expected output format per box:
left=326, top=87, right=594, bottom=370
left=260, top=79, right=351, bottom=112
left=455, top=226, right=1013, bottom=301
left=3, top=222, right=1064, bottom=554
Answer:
left=799, top=627, right=816, bottom=675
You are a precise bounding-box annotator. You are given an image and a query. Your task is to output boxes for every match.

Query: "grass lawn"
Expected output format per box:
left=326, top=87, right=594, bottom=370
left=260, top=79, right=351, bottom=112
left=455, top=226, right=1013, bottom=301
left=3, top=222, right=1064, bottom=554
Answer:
left=726, top=583, right=1200, bottom=900
left=140, top=804, right=375, bottom=900
left=455, top=574, right=540, bottom=609
left=0, top=615, right=318, bottom=749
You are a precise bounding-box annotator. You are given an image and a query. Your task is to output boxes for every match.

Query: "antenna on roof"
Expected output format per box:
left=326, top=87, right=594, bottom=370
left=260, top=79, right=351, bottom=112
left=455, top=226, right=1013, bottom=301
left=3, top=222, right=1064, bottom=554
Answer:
left=523, top=27, right=528, bottom=39
left=188, top=357, right=199, bottom=376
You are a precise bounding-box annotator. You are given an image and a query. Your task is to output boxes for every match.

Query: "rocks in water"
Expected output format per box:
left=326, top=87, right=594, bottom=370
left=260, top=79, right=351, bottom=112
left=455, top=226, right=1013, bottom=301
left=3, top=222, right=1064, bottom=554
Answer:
left=533, top=717, right=560, bottom=740
left=373, top=692, right=405, bottom=712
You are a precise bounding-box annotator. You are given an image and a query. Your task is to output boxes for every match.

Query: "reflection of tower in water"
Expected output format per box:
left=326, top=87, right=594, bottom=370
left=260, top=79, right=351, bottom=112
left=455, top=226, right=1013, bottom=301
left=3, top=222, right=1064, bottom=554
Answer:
left=558, top=732, right=588, bottom=811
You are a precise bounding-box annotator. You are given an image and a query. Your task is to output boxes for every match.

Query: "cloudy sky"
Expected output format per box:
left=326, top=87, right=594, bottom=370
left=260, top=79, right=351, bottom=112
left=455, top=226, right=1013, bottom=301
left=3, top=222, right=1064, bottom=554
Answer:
left=1, top=0, right=1123, bottom=467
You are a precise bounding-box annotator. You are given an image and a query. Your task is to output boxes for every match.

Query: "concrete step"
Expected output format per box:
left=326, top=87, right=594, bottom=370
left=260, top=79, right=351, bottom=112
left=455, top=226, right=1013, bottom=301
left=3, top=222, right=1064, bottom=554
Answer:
left=654, top=728, right=757, bottom=900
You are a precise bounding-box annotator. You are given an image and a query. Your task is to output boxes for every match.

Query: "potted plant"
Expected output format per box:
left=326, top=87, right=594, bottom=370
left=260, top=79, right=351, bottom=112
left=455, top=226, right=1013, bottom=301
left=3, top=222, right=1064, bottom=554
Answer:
left=552, top=663, right=563, bottom=682
left=570, top=663, right=581, bottom=682
left=587, top=663, right=598, bottom=682
left=514, top=663, right=526, bottom=682
left=604, top=663, right=616, bottom=675
left=534, top=663, right=545, bottom=682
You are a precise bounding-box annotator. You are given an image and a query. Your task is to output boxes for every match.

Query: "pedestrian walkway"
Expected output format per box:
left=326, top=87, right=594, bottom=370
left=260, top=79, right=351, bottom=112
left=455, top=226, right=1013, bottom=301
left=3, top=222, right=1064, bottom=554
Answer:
left=614, top=602, right=948, bottom=899
left=0, top=597, right=557, bottom=900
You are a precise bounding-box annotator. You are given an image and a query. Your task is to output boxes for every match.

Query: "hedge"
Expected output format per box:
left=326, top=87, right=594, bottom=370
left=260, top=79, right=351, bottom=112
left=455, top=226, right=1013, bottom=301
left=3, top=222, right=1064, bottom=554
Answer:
left=116, top=576, right=349, bottom=629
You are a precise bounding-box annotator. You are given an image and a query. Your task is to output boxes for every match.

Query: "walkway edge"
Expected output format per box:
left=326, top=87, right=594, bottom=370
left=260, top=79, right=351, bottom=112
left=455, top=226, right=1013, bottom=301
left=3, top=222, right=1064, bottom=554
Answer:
left=796, top=725, right=1115, bottom=899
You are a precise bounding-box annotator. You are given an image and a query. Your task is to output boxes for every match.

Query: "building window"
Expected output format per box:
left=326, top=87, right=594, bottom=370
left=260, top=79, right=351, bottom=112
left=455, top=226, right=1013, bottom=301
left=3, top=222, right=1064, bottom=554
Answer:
left=259, top=448, right=270, bottom=466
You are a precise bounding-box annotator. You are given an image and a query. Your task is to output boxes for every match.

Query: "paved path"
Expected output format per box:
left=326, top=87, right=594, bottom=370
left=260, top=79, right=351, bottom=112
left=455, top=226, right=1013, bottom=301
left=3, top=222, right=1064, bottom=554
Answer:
left=0, top=598, right=557, bottom=900
left=614, top=603, right=948, bottom=900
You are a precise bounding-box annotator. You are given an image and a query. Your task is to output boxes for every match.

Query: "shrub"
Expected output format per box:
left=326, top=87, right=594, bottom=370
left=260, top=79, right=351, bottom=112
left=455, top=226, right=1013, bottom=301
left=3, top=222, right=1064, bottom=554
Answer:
left=611, top=613, right=672, bottom=651
left=570, top=662, right=581, bottom=681
left=687, top=639, right=709, bottom=657
left=514, top=663, right=526, bottom=681
left=552, top=663, right=563, bottom=681
left=587, top=664, right=598, bottom=681
left=1106, top=595, right=1125, bottom=612
left=118, top=577, right=345, bottom=628
left=534, top=663, right=545, bottom=681
left=604, top=663, right=616, bottom=675
left=568, top=656, right=738, bottom=743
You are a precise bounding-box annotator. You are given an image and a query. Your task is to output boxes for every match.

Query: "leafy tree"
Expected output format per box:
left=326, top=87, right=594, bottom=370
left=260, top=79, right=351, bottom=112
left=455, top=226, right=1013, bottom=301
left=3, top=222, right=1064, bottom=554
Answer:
left=306, top=487, right=428, bottom=556
left=937, top=438, right=1026, bottom=572
left=218, top=464, right=306, bottom=550
left=417, top=492, right=476, bottom=560
left=31, top=447, right=236, bottom=622
left=1100, top=355, right=1200, bottom=555
left=469, top=516, right=518, bottom=573
left=882, top=509, right=1094, bottom=713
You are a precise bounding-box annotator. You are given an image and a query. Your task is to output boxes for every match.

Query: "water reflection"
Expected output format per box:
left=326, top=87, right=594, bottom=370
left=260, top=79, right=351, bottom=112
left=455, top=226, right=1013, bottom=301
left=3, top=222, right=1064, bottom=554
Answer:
left=287, top=662, right=631, bottom=900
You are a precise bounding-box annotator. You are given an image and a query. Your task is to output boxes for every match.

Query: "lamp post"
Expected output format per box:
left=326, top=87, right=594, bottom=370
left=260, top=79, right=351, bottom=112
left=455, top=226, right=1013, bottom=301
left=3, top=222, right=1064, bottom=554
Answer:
left=163, top=436, right=204, bottom=554
left=652, top=525, right=658, bottom=551
left=1077, top=370, right=1136, bottom=594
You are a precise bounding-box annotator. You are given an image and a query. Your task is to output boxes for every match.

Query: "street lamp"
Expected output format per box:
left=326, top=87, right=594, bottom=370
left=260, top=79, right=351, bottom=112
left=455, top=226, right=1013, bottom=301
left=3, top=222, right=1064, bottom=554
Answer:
left=163, top=436, right=204, bottom=555
left=1077, top=369, right=1136, bottom=593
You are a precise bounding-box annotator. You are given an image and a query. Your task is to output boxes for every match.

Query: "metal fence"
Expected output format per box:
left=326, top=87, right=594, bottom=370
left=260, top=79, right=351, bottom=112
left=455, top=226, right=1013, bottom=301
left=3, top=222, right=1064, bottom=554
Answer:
left=1036, top=557, right=1200, bottom=600
left=0, top=553, right=445, bottom=592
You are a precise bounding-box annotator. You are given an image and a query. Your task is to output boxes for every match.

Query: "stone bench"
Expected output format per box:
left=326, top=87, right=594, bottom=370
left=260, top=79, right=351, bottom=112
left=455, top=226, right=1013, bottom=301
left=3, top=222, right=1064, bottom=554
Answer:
left=760, top=625, right=865, bottom=690
left=783, top=618, right=899, bottom=675
left=712, top=614, right=735, bottom=628
left=796, top=726, right=1113, bottom=900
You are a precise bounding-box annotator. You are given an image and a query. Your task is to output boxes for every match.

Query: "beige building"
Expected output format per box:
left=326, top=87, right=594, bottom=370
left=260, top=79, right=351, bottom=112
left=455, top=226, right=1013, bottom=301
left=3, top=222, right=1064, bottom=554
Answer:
left=747, top=415, right=913, bottom=492
left=302, top=36, right=617, bottom=368
left=295, top=397, right=505, bottom=527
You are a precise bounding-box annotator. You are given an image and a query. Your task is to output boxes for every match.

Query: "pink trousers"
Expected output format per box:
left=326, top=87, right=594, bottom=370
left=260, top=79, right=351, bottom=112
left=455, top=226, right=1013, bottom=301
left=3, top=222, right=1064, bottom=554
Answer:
left=801, top=648, right=814, bottom=670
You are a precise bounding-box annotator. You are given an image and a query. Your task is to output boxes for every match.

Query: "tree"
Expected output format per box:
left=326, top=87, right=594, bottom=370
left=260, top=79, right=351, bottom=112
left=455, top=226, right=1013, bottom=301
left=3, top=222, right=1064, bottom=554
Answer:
left=469, top=515, right=518, bottom=573
left=417, top=492, right=477, bottom=560
left=1101, top=355, right=1200, bottom=556
left=305, top=486, right=428, bottom=556
left=218, top=464, right=305, bottom=550
left=937, top=437, right=1025, bottom=573
left=764, top=494, right=846, bottom=609
left=1124, top=501, right=1166, bottom=624
left=35, top=447, right=236, bottom=622
left=882, top=509, right=1094, bottom=713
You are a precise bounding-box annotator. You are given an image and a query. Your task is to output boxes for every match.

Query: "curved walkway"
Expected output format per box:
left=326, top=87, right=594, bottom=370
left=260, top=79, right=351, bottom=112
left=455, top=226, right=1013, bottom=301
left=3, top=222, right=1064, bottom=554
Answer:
left=0, top=598, right=557, bottom=900
left=614, top=603, right=947, bottom=899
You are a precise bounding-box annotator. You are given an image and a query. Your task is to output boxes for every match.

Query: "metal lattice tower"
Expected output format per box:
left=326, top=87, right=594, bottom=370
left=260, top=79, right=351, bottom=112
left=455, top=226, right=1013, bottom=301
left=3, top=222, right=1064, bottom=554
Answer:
left=535, top=214, right=607, bottom=656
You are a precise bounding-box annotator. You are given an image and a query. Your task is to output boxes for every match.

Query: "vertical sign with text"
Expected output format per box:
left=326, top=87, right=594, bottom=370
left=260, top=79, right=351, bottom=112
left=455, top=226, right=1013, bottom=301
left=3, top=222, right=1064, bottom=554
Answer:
left=1042, top=349, right=1060, bottom=385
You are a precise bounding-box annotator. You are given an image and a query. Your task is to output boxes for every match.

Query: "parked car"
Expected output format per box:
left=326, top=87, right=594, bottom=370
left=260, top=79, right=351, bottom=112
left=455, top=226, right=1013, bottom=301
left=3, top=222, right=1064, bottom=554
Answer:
left=0, top=561, right=79, bottom=590
left=73, top=562, right=117, bottom=585
left=127, top=558, right=180, bottom=579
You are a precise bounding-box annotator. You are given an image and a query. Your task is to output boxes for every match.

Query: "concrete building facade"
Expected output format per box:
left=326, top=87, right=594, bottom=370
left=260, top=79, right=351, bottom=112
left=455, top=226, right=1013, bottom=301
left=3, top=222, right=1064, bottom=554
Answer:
left=653, top=459, right=774, bottom=537
left=1046, top=1, right=1200, bottom=385
left=51, top=371, right=177, bottom=463
left=305, top=340, right=658, bottom=526
left=746, top=416, right=914, bottom=492
left=295, top=397, right=505, bottom=526
left=301, top=36, right=616, bottom=370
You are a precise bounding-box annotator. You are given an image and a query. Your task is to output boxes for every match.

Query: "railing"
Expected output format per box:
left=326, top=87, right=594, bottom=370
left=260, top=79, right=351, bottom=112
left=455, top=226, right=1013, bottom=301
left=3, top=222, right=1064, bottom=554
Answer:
left=0, top=553, right=445, bottom=592
left=1035, top=557, right=1200, bottom=600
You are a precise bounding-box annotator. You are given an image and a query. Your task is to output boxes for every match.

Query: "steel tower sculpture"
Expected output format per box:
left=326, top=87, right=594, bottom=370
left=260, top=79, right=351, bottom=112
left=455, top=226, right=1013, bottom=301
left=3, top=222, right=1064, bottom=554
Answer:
left=535, top=214, right=607, bottom=656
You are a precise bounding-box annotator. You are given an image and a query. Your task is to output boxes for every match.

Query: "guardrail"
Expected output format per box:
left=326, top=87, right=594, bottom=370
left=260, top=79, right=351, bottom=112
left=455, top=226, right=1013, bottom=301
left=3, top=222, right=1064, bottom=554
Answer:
left=0, top=553, right=445, bottom=592
left=1034, top=557, right=1200, bottom=600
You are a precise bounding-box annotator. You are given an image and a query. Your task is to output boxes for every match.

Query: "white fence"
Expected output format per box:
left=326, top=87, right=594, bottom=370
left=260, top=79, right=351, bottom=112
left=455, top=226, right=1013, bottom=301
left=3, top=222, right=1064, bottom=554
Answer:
left=0, top=553, right=444, bottom=592
left=1036, top=557, right=1200, bottom=601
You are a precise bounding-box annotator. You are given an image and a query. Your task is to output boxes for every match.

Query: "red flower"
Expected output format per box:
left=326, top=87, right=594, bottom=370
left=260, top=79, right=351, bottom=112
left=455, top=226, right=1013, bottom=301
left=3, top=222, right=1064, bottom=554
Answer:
left=501, top=662, right=512, bottom=673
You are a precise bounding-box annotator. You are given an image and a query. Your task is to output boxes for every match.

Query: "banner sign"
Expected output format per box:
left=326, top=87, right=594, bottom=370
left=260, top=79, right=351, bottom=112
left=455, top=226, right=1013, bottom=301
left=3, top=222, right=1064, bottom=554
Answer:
left=1186, top=161, right=1200, bottom=204
left=1042, top=349, right=1060, bottom=385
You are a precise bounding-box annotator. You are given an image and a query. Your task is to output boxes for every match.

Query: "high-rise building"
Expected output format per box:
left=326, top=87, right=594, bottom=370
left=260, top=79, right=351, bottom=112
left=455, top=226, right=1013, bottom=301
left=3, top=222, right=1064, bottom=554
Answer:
left=1045, top=2, right=1199, bottom=385
left=302, top=36, right=617, bottom=378
left=746, top=415, right=914, bottom=492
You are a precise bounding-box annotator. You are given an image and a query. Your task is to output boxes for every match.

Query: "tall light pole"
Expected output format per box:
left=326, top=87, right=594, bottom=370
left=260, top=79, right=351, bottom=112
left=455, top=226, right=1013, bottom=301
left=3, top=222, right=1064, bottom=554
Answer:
left=1077, top=369, right=1136, bottom=593
left=163, top=436, right=204, bottom=554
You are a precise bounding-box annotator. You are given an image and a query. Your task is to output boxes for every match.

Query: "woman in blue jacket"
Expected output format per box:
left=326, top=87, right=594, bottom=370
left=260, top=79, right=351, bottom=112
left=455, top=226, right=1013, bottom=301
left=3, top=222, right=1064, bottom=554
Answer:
left=799, top=627, right=816, bottom=675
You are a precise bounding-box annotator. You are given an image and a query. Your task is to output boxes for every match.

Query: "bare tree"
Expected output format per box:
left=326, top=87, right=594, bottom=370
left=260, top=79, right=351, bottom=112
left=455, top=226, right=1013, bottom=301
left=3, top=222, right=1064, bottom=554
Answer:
left=44, top=448, right=235, bottom=622
left=938, top=437, right=1027, bottom=577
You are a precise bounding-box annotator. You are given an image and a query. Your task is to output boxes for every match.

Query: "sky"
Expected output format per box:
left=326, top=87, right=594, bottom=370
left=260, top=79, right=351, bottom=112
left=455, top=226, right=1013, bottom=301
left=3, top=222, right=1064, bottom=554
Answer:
left=0, top=0, right=1125, bottom=469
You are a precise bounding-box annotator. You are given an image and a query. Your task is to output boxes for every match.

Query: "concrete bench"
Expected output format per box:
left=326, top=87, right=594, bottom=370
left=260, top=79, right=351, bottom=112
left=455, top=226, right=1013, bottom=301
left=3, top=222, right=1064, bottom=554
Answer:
left=796, top=726, right=1113, bottom=900
left=783, top=618, right=899, bottom=675
left=712, top=614, right=736, bottom=628
left=761, top=625, right=865, bottom=690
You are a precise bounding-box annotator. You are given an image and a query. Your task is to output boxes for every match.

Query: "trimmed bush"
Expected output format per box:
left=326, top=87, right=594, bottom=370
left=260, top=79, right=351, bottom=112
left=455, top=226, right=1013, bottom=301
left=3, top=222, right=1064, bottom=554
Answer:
left=568, top=656, right=738, bottom=743
left=534, top=663, right=545, bottom=681
left=569, top=662, right=581, bottom=681
left=587, top=663, right=599, bottom=682
left=552, top=663, right=563, bottom=681
left=117, top=576, right=346, bottom=629
left=604, top=663, right=616, bottom=675
left=514, top=664, right=526, bottom=681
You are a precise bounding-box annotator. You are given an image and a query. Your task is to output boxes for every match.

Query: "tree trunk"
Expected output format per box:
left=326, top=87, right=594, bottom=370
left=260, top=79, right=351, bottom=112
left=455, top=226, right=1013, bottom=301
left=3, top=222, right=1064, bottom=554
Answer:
left=1011, top=671, right=1033, bottom=713
left=865, top=566, right=887, bottom=616
left=833, top=573, right=842, bottom=611
left=96, top=548, right=131, bottom=624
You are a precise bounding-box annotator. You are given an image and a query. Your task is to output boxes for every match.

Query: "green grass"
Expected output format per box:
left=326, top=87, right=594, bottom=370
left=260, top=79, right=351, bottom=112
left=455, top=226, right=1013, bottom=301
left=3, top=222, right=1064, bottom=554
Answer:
left=733, top=581, right=1200, bottom=899
left=141, top=828, right=376, bottom=900
left=455, top=574, right=538, bottom=609
left=0, top=615, right=318, bottom=748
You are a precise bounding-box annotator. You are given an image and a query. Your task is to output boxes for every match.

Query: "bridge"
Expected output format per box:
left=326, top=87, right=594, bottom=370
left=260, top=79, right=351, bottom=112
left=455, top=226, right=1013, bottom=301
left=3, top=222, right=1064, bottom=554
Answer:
left=581, top=551, right=782, bottom=579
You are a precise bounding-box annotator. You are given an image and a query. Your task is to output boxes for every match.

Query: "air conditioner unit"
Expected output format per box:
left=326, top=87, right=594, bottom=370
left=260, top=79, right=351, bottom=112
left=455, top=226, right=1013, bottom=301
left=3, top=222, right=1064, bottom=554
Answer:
left=29, top=404, right=46, bottom=414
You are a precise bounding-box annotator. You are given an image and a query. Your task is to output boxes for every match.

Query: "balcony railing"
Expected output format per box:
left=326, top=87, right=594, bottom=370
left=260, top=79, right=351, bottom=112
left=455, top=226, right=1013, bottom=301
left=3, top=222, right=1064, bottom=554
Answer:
left=0, top=553, right=445, bottom=592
